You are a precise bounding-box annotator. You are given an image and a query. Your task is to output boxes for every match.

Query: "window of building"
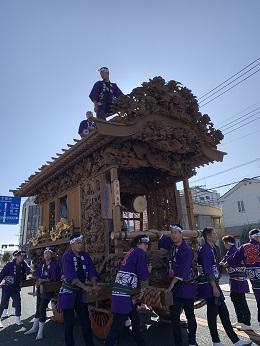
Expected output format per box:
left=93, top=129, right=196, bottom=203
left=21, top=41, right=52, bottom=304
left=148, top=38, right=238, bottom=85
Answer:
left=206, top=196, right=210, bottom=200
left=200, top=196, right=204, bottom=201
left=194, top=215, right=199, bottom=229
left=237, top=201, right=245, bottom=213
left=213, top=218, right=220, bottom=228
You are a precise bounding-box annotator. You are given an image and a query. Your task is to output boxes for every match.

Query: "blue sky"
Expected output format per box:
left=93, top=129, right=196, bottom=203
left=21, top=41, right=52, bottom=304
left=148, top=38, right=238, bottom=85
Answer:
left=1, top=1, right=260, bottom=246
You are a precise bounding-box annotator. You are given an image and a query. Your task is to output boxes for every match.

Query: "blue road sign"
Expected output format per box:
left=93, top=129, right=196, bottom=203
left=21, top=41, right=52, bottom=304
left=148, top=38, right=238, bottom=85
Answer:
left=0, top=196, right=21, bottom=225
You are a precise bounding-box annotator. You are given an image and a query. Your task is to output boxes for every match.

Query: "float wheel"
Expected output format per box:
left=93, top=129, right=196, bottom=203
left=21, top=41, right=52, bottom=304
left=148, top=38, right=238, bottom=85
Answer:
left=88, top=302, right=113, bottom=340
left=194, top=298, right=206, bottom=309
left=153, top=298, right=206, bottom=321
left=153, top=307, right=171, bottom=320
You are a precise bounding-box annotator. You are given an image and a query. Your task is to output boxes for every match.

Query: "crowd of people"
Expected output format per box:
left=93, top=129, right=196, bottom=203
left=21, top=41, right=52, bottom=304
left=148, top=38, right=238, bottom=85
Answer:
left=78, top=66, right=123, bottom=137
left=1, top=226, right=260, bottom=346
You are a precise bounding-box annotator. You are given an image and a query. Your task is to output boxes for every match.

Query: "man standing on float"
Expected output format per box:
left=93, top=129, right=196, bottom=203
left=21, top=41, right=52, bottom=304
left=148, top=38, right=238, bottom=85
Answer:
left=89, top=67, right=123, bottom=120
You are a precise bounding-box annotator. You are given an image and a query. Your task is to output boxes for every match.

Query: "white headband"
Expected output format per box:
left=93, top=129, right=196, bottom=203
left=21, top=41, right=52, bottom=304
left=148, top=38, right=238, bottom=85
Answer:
left=170, top=225, right=183, bottom=233
left=141, top=236, right=149, bottom=243
left=70, top=235, right=83, bottom=244
left=249, top=232, right=260, bottom=240
left=44, top=247, right=54, bottom=253
left=226, top=242, right=235, bottom=246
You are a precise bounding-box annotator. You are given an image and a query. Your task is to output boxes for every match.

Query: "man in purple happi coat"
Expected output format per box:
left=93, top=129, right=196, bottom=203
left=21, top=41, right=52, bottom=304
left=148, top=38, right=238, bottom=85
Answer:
left=197, top=227, right=252, bottom=346
left=150, top=225, right=197, bottom=346
left=58, top=234, right=100, bottom=346
left=89, top=67, right=123, bottom=120
left=24, top=247, right=61, bottom=340
left=78, top=111, right=96, bottom=137
left=224, top=228, right=260, bottom=329
left=0, top=250, right=31, bottom=328
left=1, top=250, right=20, bottom=319
left=219, top=235, right=251, bottom=331
left=105, top=235, right=152, bottom=346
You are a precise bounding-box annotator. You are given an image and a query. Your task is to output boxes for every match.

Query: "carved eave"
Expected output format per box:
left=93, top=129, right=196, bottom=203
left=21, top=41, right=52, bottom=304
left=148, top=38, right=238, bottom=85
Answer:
left=11, top=127, right=114, bottom=197
left=11, top=115, right=226, bottom=198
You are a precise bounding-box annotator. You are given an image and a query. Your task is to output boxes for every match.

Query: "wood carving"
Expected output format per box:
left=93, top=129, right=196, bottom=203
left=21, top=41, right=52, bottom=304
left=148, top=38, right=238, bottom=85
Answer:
left=12, top=76, right=225, bottom=310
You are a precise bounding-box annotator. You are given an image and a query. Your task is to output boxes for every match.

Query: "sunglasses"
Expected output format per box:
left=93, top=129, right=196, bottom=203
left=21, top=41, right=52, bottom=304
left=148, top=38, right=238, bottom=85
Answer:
left=142, top=242, right=149, bottom=246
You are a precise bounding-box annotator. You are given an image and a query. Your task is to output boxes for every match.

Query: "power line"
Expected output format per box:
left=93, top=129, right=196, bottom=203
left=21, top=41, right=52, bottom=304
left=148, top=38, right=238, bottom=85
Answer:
left=190, top=158, right=260, bottom=184
left=219, top=107, right=260, bottom=130
left=216, top=100, right=260, bottom=127
left=199, top=67, right=260, bottom=107
left=220, top=128, right=260, bottom=146
left=200, top=175, right=260, bottom=195
left=186, top=176, right=260, bottom=200
left=198, top=58, right=260, bottom=101
left=223, top=114, right=260, bottom=135
left=199, top=61, right=260, bottom=104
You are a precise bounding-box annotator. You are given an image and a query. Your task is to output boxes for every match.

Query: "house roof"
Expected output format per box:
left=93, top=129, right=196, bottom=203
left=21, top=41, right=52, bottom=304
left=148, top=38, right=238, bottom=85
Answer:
left=219, top=178, right=260, bottom=202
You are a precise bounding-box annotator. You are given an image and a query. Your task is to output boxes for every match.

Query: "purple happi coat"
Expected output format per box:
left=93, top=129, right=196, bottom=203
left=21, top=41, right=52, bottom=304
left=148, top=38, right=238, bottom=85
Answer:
left=111, top=247, right=150, bottom=314
left=89, top=81, right=123, bottom=118
left=36, top=259, right=61, bottom=299
left=197, top=242, right=224, bottom=299
left=221, top=245, right=249, bottom=294
left=58, top=250, right=98, bottom=309
left=159, top=235, right=196, bottom=299
left=227, top=239, right=260, bottom=301
left=78, top=119, right=96, bottom=135
left=0, top=259, right=31, bottom=295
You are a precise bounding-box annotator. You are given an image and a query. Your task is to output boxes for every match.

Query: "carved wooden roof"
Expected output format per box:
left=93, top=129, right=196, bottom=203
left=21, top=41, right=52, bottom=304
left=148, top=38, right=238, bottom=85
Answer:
left=11, top=77, right=226, bottom=198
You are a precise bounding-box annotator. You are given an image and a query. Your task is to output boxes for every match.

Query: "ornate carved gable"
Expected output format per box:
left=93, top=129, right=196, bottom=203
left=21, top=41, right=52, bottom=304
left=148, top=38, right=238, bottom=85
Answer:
left=12, top=76, right=225, bottom=199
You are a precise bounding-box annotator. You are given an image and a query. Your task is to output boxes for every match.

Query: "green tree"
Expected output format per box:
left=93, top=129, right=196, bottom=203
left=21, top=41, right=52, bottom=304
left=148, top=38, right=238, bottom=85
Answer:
left=3, top=251, right=11, bottom=262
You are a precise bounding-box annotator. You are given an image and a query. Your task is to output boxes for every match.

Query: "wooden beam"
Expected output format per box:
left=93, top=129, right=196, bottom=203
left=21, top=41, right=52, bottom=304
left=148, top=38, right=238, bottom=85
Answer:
left=82, top=286, right=112, bottom=304
left=21, top=278, right=36, bottom=288
left=183, top=178, right=196, bottom=230
left=159, top=290, right=173, bottom=307
left=111, top=229, right=202, bottom=240
left=110, top=167, right=123, bottom=255
left=40, top=281, right=61, bottom=293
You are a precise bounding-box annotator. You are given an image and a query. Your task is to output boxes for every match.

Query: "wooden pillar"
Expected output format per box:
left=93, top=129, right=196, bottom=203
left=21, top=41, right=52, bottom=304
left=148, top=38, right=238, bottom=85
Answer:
left=110, top=167, right=123, bottom=254
left=183, top=178, right=196, bottom=230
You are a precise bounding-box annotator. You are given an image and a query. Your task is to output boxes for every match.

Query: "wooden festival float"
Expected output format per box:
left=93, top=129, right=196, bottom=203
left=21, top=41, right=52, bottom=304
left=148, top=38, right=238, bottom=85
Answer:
left=11, top=76, right=226, bottom=338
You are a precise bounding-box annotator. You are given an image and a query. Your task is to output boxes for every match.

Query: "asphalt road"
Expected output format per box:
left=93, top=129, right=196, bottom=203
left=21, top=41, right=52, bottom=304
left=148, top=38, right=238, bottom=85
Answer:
left=0, top=279, right=260, bottom=346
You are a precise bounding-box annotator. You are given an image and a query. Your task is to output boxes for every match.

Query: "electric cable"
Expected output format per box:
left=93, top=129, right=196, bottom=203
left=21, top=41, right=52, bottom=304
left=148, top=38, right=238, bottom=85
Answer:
left=199, top=62, right=260, bottom=104
left=198, top=58, right=260, bottom=101
left=199, top=67, right=260, bottom=107
left=219, top=107, right=260, bottom=130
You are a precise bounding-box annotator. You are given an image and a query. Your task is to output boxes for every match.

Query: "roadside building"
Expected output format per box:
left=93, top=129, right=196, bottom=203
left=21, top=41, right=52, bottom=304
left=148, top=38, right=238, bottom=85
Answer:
left=19, top=196, right=41, bottom=253
left=180, top=188, right=224, bottom=254
left=219, top=178, right=260, bottom=245
left=189, top=186, right=220, bottom=207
